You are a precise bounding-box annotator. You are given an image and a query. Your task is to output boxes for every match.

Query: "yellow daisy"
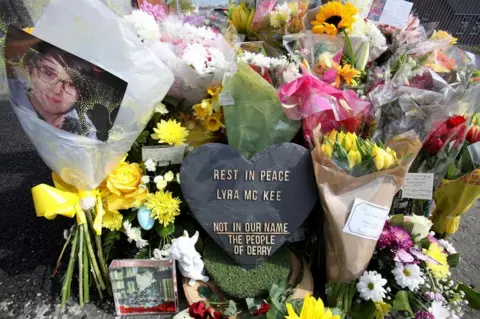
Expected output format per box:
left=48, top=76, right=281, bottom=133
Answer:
left=151, top=119, right=189, bottom=146
left=285, top=295, right=340, bottom=319
left=311, top=1, right=357, bottom=35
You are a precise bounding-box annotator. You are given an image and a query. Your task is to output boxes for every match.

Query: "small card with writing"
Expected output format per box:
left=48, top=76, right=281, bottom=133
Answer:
left=142, top=145, right=186, bottom=166
left=367, top=0, right=413, bottom=29
left=400, top=173, right=434, bottom=200
left=343, top=198, right=390, bottom=240
left=219, top=91, right=235, bottom=106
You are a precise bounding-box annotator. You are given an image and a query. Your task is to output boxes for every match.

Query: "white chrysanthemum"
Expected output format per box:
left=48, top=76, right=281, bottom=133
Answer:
left=357, top=271, right=388, bottom=302
left=158, top=18, right=216, bottom=44
left=238, top=51, right=289, bottom=70
left=347, top=0, right=373, bottom=18
left=392, top=262, right=425, bottom=291
left=144, top=159, right=157, bottom=172
left=430, top=301, right=450, bottom=319
left=283, top=63, right=301, bottom=83
left=123, top=221, right=149, bottom=249
left=438, top=239, right=457, bottom=254
left=182, top=43, right=228, bottom=75
left=164, top=171, right=175, bottom=182
left=155, top=102, right=169, bottom=115
left=124, top=10, right=160, bottom=41
left=350, top=16, right=386, bottom=51
left=141, top=176, right=150, bottom=184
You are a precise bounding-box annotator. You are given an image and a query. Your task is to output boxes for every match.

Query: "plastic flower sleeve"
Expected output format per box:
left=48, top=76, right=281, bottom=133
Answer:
left=312, top=130, right=422, bottom=282
left=4, top=0, right=174, bottom=190
left=222, top=62, right=300, bottom=159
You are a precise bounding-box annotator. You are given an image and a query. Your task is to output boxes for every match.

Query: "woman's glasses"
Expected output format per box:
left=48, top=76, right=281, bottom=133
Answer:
left=36, top=65, right=77, bottom=97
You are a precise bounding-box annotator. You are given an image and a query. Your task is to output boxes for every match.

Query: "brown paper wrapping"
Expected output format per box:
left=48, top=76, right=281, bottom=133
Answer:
left=312, top=131, right=422, bottom=282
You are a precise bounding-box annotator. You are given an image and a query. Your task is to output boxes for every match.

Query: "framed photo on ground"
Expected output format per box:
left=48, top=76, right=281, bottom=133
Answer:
left=109, top=259, right=178, bottom=316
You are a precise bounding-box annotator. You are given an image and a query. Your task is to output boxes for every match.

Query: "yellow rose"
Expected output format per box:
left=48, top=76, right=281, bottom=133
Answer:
left=321, top=143, right=333, bottom=158
left=347, top=149, right=362, bottom=168
left=101, top=162, right=148, bottom=210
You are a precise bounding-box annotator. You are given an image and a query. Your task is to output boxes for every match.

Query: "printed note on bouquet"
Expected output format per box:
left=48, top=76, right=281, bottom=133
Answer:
left=367, top=0, right=413, bottom=29
left=343, top=198, right=390, bottom=240
left=219, top=91, right=235, bottom=106
left=142, top=145, right=186, bottom=166
left=400, top=173, right=434, bottom=200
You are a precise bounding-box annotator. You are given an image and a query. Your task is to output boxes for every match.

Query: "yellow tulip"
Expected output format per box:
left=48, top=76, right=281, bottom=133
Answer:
left=386, top=147, right=397, bottom=161
left=383, top=152, right=394, bottom=169
left=344, top=132, right=357, bottom=152
left=372, top=146, right=385, bottom=171
left=348, top=149, right=362, bottom=168
left=338, top=131, right=346, bottom=144
left=326, top=129, right=338, bottom=145
left=321, top=143, right=333, bottom=158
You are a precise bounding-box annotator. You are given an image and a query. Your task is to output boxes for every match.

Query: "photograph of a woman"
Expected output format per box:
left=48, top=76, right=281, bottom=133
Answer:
left=5, top=26, right=127, bottom=141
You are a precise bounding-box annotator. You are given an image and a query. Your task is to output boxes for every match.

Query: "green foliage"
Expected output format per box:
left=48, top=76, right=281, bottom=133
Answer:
left=224, top=300, right=238, bottom=316
left=266, top=281, right=296, bottom=319
left=447, top=253, right=460, bottom=268
left=102, top=230, right=121, bottom=261
left=326, top=282, right=356, bottom=314
left=392, top=291, right=413, bottom=317
left=198, top=286, right=214, bottom=299
left=155, top=223, right=175, bottom=238
left=350, top=300, right=375, bottom=319
left=458, top=283, right=480, bottom=310
left=203, top=241, right=290, bottom=299
left=134, top=248, right=149, bottom=259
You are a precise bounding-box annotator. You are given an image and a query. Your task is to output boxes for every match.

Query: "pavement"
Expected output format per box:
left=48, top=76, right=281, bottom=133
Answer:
left=0, top=94, right=478, bottom=318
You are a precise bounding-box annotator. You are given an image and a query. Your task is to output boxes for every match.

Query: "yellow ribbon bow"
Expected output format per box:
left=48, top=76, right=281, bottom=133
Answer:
left=31, top=173, right=104, bottom=235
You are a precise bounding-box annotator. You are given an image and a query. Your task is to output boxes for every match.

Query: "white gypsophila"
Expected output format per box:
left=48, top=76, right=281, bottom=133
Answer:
left=155, top=102, right=169, bottom=114
left=438, top=239, right=458, bottom=254
left=144, top=159, right=157, bottom=172
left=182, top=43, right=228, bottom=75
left=123, top=221, right=149, bottom=249
left=164, top=171, right=175, bottom=182
left=238, top=51, right=289, bottom=70
left=156, top=180, right=168, bottom=190
left=405, top=215, right=433, bottom=240
left=357, top=271, right=388, bottom=302
left=346, top=0, right=373, bottom=18
left=430, top=301, right=451, bottom=319
left=392, top=262, right=425, bottom=291
left=124, top=10, right=160, bottom=41
left=141, top=176, right=150, bottom=185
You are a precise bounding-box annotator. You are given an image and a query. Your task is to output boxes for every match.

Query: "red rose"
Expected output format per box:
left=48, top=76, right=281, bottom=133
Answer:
left=423, top=137, right=444, bottom=154
left=467, top=126, right=480, bottom=143
left=446, top=115, right=466, bottom=129
left=213, top=311, right=227, bottom=319
left=252, top=303, right=271, bottom=316
left=189, top=302, right=209, bottom=319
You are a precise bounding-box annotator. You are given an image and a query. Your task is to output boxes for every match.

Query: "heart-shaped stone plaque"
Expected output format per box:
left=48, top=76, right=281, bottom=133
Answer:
left=180, top=143, right=318, bottom=267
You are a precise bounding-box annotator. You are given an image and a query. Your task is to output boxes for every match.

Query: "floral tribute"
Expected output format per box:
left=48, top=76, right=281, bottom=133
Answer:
left=325, top=215, right=479, bottom=319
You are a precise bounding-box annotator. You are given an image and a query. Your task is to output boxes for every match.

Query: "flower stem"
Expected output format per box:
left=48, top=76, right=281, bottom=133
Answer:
left=53, top=227, right=73, bottom=277
left=61, top=225, right=79, bottom=309
left=82, top=216, right=106, bottom=290
left=85, top=208, right=111, bottom=295
left=78, top=225, right=84, bottom=307
left=343, top=30, right=355, bottom=65
left=83, top=233, right=89, bottom=303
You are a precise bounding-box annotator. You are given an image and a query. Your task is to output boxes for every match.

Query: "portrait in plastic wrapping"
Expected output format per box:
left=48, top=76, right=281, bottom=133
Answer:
left=4, top=25, right=127, bottom=141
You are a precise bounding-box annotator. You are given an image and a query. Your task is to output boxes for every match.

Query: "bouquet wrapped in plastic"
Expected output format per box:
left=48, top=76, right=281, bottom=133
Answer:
left=312, top=129, right=422, bottom=282
left=222, top=62, right=300, bottom=158
left=4, top=0, right=173, bottom=307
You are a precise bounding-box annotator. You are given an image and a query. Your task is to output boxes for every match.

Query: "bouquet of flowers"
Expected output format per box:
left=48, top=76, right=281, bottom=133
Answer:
left=325, top=214, right=480, bottom=319
left=312, top=129, right=422, bottom=282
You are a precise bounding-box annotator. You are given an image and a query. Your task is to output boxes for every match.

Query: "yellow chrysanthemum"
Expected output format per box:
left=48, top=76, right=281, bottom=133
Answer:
left=193, top=103, right=209, bottom=120
left=207, top=85, right=222, bottom=97
left=145, top=191, right=181, bottom=226
left=102, top=207, right=123, bottom=231
left=285, top=295, right=340, bottom=319
left=23, top=27, right=34, bottom=34
left=151, top=119, right=189, bottom=146
left=336, top=64, right=360, bottom=87
left=204, top=114, right=223, bottom=132
left=424, top=243, right=450, bottom=280
left=374, top=302, right=392, bottom=319
left=311, top=1, right=357, bottom=35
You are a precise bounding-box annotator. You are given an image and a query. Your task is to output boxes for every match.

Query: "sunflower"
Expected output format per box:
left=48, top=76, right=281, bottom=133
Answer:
left=311, top=1, right=357, bottom=36
left=285, top=295, right=340, bottom=319
left=335, top=63, right=360, bottom=87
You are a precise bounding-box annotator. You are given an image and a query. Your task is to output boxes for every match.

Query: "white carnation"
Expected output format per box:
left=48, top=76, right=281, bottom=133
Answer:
left=124, top=10, right=160, bottom=41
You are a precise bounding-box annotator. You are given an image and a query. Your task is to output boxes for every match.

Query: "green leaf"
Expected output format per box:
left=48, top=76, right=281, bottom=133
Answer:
left=420, top=238, right=431, bottom=250
left=343, top=31, right=355, bottom=65
left=350, top=300, right=375, bottom=319
left=102, top=230, right=121, bottom=260
left=134, top=248, right=149, bottom=259
left=126, top=210, right=138, bottom=223
left=392, top=291, right=413, bottom=317
left=246, top=297, right=256, bottom=311
left=210, top=293, right=219, bottom=303
left=458, top=283, right=480, bottom=310
left=447, top=253, right=460, bottom=268
left=155, top=223, right=175, bottom=238
left=389, top=214, right=404, bottom=226
left=224, top=300, right=238, bottom=316
left=198, top=286, right=213, bottom=299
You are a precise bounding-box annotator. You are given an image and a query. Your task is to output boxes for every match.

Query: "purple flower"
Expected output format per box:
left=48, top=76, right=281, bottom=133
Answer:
left=415, top=311, right=434, bottom=319
left=378, top=226, right=394, bottom=249
left=183, top=15, right=205, bottom=27
left=427, top=233, right=439, bottom=244
left=394, top=249, right=415, bottom=263
left=390, top=226, right=414, bottom=250
left=140, top=2, right=166, bottom=21
left=425, top=291, right=445, bottom=302
left=410, top=248, right=440, bottom=265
